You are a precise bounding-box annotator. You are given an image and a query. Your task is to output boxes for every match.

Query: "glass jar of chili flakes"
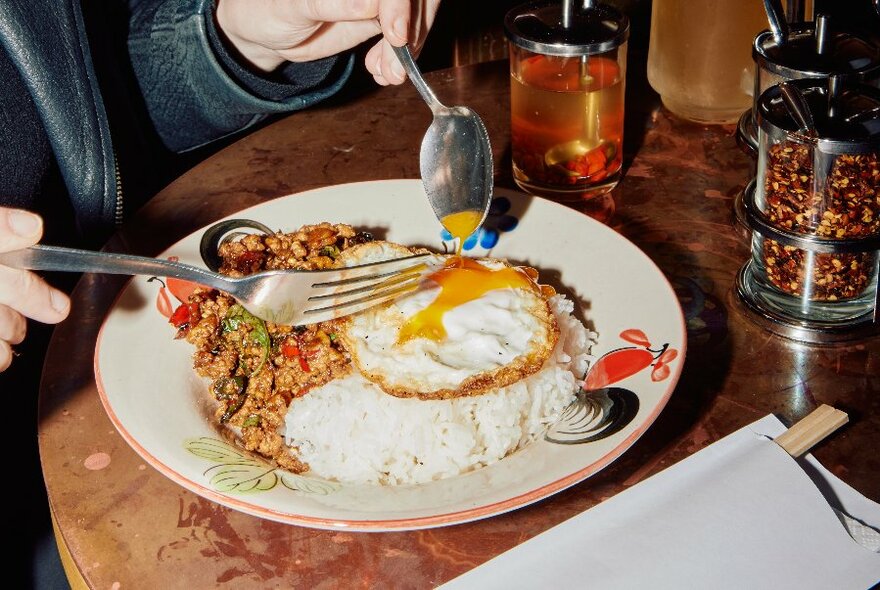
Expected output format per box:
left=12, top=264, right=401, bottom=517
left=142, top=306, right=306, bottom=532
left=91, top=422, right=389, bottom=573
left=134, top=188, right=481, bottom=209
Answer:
left=736, top=78, right=880, bottom=341
left=504, top=0, right=629, bottom=202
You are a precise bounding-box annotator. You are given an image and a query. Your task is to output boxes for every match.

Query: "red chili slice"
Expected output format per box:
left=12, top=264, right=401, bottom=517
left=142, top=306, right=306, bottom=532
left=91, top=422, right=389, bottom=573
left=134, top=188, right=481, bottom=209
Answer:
left=169, top=303, right=191, bottom=328
left=169, top=302, right=200, bottom=336
left=281, top=339, right=312, bottom=372
left=281, top=342, right=301, bottom=359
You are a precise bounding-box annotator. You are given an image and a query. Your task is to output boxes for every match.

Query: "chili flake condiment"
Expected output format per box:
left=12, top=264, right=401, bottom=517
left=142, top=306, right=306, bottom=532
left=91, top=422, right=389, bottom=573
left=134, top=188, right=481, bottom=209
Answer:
left=760, top=141, right=880, bottom=301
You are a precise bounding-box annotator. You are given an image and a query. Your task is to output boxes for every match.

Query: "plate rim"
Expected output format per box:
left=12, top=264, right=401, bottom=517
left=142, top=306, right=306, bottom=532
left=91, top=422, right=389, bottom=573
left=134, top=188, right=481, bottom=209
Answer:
left=93, top=179, right=687, bottom=531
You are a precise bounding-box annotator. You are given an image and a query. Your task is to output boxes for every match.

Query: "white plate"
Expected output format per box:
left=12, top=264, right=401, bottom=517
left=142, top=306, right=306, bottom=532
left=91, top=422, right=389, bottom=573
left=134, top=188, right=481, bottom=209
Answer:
left=95, top=179, right=686, bottom=531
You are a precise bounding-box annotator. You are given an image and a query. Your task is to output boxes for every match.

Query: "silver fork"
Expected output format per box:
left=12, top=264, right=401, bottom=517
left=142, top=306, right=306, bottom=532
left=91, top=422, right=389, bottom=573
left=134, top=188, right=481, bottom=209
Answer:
left=0, top=245, right=431, bottom=325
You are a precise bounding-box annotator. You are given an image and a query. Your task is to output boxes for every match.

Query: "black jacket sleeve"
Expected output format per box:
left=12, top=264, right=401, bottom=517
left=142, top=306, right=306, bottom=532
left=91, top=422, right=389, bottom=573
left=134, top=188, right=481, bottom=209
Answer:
left=126, top=0, right=354, bottom=152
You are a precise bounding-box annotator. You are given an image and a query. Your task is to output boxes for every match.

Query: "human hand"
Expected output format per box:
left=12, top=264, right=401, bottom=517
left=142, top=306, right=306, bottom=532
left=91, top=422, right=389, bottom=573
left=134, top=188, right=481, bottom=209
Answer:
left=0, top=208, right=70, bottom=372
left=215, top=0, right=442, bottom=86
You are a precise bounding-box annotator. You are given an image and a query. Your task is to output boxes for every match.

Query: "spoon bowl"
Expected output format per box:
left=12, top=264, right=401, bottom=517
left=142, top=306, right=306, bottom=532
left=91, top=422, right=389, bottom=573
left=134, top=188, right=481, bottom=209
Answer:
left=544, top=139, right=617, bottom=171
left=392, top=45, right=493, bottom=243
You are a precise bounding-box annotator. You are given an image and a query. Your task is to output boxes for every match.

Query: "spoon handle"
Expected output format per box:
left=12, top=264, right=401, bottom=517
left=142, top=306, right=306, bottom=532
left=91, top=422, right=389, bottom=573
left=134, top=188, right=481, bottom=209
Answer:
left=392, top=44, right=445, bottom=114
left=778, top=82, right=814, bottom=134
left=762, top=0, right=789, bottom=46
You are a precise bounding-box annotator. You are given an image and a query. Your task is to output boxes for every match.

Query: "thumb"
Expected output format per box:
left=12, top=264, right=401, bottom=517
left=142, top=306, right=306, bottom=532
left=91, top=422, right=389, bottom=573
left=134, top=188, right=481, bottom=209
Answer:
left=0, top=208, right=43, bottom=253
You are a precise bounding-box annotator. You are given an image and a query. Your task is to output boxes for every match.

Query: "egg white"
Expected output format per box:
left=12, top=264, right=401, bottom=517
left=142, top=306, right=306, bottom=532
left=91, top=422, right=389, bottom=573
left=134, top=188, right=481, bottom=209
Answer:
left=334, top=242, right=558, bottom=400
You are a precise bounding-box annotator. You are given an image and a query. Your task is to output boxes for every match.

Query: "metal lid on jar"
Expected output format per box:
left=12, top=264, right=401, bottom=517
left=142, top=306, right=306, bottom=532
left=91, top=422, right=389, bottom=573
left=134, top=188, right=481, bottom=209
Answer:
left=504, top=0, right=629, bottom=56
left=757, top=79, right=880, bottom=154
left=754, top=21, right=880, bottom=81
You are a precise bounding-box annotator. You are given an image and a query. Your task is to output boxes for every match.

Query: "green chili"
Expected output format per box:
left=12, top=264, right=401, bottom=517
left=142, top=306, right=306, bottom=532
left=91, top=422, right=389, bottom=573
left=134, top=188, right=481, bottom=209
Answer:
left=212, top=376, right=246, bottom=400
left=319, top=245, right=340, bottom=259
left=241, top=414, right=261, bottom=428
left=213, top=376, right=248, bottom=423
left=220, top=394, right=247, bottom=424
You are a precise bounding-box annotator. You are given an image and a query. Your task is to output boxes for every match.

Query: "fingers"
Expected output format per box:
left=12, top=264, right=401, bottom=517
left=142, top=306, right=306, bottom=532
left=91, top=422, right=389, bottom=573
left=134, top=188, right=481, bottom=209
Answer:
left=0, top=305, right=26, bottom=344
left=366, top=40, right=407, bottom=85
left=0, top=207, right=70, bottom=373
left=411, top=0, right=442, bottom=53
left=217, top=0, right=383, bottom=70
left=0, top=265, right=70, bottom=325
left=367, top=1, right=443, bottom=85
left=0, top=340, right=13, bottom=372
left=0, top=207, right=43, bottom=252
left=377, top=0, right=410, bottom=45
left=0, top=304, right=24, bottom=372
left=216, top=0, right=442, bottom=76
left=294, top=0, right=380, bottom=24
left=0, top=208, right=71, bottom=325
left=375, top=0, right=411, bottom=84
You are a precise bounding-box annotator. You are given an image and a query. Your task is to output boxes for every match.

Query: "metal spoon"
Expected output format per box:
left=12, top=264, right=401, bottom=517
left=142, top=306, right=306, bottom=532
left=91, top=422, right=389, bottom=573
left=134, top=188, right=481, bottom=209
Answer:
left=778, top=81, right=815, bottom=135
left=762, top=0, right=789, bottom=46
left=392, top=44, right=493, bottom=239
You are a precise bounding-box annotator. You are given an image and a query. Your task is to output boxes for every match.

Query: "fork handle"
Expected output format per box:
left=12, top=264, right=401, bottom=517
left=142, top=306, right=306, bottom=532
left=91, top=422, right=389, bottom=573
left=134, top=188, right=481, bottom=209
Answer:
left=0, top=245, right=232, bottom=290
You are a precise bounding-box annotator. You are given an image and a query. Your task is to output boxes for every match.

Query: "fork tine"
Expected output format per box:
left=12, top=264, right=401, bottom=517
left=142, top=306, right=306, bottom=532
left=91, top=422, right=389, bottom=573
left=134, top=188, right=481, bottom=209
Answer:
left=301, top=276, right=424, bottom=323
left=310, top=253, right=432, bottom=288
left=308, top=268, right=425, bottom=301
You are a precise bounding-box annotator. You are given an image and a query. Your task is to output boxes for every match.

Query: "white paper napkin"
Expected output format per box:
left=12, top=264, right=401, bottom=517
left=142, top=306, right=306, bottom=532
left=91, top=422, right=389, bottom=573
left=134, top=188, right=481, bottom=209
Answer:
left=439, top=415, right=880, bottom=590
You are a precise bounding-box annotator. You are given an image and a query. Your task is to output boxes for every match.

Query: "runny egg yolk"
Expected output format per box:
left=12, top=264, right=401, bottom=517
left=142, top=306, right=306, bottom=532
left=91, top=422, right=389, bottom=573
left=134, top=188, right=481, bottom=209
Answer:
left=442, top=210, right=483, bottom=254
left=397, top=256, right=539, bottom=344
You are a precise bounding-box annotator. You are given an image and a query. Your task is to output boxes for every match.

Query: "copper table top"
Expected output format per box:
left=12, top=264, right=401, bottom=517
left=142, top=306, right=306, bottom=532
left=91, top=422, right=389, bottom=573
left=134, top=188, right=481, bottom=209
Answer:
left=39, top=59, right=880, bottom=588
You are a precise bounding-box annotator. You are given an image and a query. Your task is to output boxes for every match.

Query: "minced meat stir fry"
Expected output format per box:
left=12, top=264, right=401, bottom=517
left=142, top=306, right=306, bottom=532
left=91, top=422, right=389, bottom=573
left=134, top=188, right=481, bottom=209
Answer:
left=169, top=223, right=373, bottom=472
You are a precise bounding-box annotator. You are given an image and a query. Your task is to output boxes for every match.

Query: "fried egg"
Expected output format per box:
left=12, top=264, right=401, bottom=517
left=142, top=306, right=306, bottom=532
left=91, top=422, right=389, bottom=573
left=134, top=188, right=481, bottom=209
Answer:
left=333, top=242, right=559, bottom=400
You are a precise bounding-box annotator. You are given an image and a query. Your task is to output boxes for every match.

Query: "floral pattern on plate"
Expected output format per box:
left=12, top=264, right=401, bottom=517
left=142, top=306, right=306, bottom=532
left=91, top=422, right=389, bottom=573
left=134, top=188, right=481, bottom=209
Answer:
left=185, top=437, right=339, bottom=495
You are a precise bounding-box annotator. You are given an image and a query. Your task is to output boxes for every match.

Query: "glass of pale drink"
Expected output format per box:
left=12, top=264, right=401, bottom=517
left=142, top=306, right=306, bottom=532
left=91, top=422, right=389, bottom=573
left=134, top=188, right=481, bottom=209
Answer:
left=647, top=0, right=767, bottom=124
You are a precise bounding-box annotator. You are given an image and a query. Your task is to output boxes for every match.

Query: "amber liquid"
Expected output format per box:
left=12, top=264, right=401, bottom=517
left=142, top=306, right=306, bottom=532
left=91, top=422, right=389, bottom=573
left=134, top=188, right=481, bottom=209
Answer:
left=510, top=52, right=625, bottom=199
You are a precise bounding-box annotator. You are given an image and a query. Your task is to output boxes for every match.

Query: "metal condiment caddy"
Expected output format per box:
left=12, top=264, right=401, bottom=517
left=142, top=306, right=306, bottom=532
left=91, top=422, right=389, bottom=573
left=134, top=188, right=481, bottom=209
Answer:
left=735, top=78, right=880, bottom=343
left=736, top=13, right=880, bottom=160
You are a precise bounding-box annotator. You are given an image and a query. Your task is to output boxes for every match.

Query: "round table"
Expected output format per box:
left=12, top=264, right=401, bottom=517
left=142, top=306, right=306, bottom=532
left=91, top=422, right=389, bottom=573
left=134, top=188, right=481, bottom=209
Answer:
left=40, top=59, right=880, bottom=588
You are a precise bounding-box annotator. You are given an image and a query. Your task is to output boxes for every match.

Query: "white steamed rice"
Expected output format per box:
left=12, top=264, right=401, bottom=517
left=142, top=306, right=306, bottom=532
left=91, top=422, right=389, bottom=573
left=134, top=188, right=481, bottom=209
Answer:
left=283, top=295, right=596, bottom=485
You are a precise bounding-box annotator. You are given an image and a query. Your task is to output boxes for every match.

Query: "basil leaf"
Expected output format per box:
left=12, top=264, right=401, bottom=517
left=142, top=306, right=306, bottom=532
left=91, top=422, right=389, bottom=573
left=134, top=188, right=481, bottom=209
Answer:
left=222, top=304, right=270, bottom=375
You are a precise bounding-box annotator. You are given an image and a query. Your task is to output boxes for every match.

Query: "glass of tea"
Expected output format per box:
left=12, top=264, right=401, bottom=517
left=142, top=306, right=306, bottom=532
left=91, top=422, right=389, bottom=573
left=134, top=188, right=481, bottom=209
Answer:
left=504, top=0, right=629, bottom=202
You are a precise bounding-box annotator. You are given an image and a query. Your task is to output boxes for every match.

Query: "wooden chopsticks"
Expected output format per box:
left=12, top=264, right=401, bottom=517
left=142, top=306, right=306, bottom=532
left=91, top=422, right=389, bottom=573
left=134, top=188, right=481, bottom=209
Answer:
left=774, top=404, right=849, bottom=458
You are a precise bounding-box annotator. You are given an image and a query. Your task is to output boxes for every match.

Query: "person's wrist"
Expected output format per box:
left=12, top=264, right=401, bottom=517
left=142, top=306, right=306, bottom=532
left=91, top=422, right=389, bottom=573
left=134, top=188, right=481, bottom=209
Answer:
left=214, top=0, right=286, bottom=73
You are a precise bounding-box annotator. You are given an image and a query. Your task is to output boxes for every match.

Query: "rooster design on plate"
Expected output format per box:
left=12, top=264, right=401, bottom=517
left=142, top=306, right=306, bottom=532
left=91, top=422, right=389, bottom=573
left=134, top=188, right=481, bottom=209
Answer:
left=546, top=329, right=679, bottom=444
